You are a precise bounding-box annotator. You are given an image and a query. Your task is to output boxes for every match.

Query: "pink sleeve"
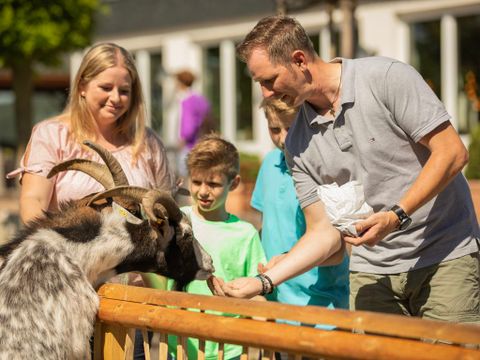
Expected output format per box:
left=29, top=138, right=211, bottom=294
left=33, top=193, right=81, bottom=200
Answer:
left=6, top=120, right=63, bottom=181
left=145, top=129, right=176, bottom=192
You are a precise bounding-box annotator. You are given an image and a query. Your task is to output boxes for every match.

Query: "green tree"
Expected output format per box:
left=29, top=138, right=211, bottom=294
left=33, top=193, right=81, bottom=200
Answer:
left=0, top=0, right=102, bottom=161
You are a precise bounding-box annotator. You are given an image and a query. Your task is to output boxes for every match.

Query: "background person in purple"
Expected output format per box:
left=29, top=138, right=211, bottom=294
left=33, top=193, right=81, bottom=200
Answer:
left=175, top=70, right=212, bottom=179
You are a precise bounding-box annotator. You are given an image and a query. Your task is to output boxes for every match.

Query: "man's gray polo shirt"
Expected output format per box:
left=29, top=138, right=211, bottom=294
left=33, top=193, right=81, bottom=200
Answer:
left=285, top=56, right=479, bottom=274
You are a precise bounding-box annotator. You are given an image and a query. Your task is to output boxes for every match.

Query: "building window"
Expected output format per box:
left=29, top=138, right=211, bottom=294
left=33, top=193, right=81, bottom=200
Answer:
left=458, top=14, right=480, bottom=133
left=33, top=90, right=67, bottom=124
left=0, top=90, right=66, bottom=147
left=150, top=53, right=163, bottom=135
left=204, top=46, right=221, bottom=132
left=236, top=58, right=253, bottom=141
left=410, top=20, right=441, bottom=98
left=0, top=91, right=15, bottom=147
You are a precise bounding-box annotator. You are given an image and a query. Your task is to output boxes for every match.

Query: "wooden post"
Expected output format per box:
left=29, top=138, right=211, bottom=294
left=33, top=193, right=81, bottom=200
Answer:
left=94, top=322, right=134, bottom=360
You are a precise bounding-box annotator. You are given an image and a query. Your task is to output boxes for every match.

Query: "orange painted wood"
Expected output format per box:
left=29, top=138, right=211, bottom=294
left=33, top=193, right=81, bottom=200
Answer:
left=97, top=284, right=480, bottom=346
left=96, top=297, right=480, bottom=360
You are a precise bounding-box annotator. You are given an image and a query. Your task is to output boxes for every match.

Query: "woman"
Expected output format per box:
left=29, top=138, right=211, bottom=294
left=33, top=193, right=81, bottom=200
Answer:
left=8, top=43, right=175, bottom=223
left=8, top=42, right=173, bottom=360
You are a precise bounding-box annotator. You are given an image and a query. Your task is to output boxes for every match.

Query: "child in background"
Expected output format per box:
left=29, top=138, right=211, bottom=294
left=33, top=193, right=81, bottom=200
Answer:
left=251, top=98, right=350, bottom=316
left=168, top=133, right=266, bottom=360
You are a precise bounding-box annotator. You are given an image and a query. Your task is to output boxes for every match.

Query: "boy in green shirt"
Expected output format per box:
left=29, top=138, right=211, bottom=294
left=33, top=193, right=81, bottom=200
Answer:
left=168, top=133, right=266, bottom=360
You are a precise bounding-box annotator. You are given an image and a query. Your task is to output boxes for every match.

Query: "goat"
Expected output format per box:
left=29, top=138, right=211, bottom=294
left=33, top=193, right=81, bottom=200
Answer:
left=0, top=141, right=214, bottom=360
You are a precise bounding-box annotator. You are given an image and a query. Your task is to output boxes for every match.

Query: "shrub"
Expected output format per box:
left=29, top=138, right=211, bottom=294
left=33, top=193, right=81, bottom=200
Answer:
left=466, top=125, right=480, bottom=179
left=239, top=152, right=261, bottom=183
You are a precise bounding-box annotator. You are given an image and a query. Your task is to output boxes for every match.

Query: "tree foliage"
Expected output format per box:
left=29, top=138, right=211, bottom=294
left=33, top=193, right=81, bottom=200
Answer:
left=0, top=0, right=102, bottom=66
left=0, top=0, right=103, bottom=162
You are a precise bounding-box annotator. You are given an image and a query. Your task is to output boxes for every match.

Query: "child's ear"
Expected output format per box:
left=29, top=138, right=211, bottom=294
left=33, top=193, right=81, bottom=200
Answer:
left=229, top=175, right=241, bottom=191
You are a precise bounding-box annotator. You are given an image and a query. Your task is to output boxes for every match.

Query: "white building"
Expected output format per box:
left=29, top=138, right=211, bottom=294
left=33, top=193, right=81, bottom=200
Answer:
left=71, top=0, right=480, bottom=156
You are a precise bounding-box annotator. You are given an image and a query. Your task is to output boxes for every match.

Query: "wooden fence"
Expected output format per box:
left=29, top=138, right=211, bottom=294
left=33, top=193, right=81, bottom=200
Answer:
left=94, top=284, right=480, bottom=360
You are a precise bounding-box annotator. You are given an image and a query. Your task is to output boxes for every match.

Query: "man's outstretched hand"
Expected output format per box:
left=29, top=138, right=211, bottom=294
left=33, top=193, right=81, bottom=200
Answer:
left=207, top=276, right=226, bottom=296
left=208, top=275, right=263, bottom=299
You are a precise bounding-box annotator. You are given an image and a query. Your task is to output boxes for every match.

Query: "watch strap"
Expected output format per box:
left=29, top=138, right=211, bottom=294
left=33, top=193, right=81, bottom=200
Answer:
left=389, top=205, right=411, bottom=230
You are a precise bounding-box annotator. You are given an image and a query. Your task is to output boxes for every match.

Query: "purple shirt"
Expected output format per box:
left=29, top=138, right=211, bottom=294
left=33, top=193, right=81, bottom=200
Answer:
left=179, top=92, right=210, bottom=149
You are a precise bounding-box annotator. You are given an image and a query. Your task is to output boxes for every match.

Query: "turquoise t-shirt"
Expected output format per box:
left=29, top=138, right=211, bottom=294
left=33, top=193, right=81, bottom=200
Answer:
left=251, top=149, right=349, bottom=313
left=167, top=206, right=266, bottom=360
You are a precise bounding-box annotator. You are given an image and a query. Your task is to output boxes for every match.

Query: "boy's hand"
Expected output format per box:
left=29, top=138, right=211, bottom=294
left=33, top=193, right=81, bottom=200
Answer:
left=207, top=276, right=226, bottom=296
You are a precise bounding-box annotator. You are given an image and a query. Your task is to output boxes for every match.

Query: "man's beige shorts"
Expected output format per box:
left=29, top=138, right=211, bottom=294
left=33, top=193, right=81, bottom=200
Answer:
left=350, top=253, right=480, bottom=323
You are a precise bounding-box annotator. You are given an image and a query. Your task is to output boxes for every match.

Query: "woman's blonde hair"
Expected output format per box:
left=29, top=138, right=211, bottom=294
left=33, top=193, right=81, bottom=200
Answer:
left=65, top=42, right=146, bottom=159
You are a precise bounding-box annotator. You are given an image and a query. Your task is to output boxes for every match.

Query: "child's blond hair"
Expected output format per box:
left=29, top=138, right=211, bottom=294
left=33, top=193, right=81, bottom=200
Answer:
left=186, top=133, right=239, bottom=181
left=260, top=98, right=299, bottom=121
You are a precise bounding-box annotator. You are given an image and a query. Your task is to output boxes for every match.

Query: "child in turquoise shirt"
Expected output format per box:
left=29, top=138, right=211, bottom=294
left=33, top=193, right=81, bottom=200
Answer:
left=251, top=99, right=349, bottom=315
left=168, top=134, right=266, bottom=360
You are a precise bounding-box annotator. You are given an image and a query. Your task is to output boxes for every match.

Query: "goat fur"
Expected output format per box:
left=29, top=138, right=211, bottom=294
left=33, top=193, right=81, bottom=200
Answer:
left=0, top=201, right=213, bottom=360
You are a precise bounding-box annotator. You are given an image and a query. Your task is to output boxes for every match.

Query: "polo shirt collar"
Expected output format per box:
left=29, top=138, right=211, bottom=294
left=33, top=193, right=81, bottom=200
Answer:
left=305, top=57, right=356, bottom=126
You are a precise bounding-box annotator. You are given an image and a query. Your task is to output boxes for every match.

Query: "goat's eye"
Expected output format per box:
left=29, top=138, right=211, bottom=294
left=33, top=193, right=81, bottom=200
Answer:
left=128, top=209, right=143, bottom=219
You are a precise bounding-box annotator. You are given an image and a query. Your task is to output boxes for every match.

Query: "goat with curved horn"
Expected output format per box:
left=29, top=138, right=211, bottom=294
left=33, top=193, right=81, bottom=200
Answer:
left=87, top=186, right=182, bottom=223
left=83, top=140, right=129, bottom=186
left=47, top=159, right=115, bottom=189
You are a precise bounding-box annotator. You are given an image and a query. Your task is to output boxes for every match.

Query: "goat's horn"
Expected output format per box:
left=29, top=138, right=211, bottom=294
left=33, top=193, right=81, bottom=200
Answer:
left=47, top=159, right=115, bottom=189
left=87, top=186, right=182, bottom=223
left=83, top=140, right=129, bottom=186
left=143, top=189, right=182, bottom=223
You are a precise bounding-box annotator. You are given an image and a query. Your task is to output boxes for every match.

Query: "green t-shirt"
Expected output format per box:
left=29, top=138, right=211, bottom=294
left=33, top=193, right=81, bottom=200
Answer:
left=167, top=206, right=266, bottom=360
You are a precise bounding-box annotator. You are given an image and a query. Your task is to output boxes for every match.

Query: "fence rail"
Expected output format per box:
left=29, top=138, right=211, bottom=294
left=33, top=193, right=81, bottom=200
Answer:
left=94, top=284, right=480, bottom=360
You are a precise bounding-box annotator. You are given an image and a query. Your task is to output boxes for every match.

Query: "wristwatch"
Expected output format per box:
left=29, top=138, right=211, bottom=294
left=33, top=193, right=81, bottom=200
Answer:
left=389, top=205, right=412, bottom=230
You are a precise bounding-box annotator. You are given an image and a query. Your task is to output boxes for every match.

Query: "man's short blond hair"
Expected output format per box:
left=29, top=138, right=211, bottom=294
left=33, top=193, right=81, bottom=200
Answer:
left=237, top=15, right=316, bottom=66
left=261, top=98, right=300, bottom=121
left=186, top=133, right=239, bottom=181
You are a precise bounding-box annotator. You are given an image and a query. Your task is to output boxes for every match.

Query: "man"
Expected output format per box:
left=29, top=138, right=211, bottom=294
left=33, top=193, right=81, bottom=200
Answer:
left=212, top=15, right=479, bottom=323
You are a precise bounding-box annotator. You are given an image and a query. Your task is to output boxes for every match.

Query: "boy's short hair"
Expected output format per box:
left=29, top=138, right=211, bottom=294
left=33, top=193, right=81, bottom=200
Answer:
left=186, top=133, right=239, bottom=181
left=260, top=98, right=300, bottom=121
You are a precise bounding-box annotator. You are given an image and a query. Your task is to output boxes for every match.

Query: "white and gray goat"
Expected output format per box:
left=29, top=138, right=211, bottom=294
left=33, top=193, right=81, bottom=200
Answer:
left=0, top=140, right=214, bottom=360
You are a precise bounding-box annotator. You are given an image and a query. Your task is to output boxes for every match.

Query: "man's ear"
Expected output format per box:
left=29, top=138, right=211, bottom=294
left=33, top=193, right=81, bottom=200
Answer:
left=292, top=50, right=308, bottom=70
left=229, top=175, right=241, bottom=192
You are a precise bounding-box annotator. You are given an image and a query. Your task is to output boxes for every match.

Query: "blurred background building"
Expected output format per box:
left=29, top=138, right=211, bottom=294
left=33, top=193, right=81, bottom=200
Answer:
left=1, top=0, right=479, bottom=176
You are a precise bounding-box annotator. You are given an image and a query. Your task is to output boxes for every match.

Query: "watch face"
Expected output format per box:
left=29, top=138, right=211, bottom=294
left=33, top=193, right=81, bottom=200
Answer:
left=399, top=217, right=412, bottom=230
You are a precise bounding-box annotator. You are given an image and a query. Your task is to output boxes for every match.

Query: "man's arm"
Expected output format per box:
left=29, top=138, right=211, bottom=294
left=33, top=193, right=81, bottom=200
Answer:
left=265, top=200, right=342, bottom=282
left=345, top=122, right=468, bottom=246
left=216, top=200, right=342, bottom=299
